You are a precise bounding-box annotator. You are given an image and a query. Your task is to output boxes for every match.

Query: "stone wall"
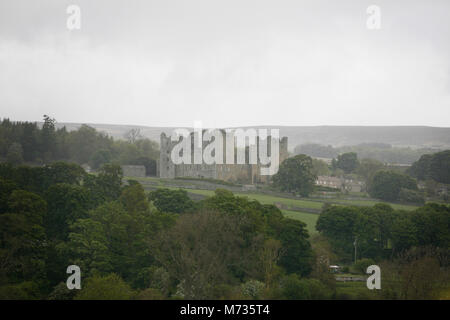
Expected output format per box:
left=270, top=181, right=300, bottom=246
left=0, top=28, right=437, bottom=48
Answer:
left=159, top=131, right=288, bottom=184
left=121, top=165, right=146, bottom=177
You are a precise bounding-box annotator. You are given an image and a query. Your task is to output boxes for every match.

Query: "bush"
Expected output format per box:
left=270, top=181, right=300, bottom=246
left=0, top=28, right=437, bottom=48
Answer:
left=47, top=282, right=77, bottom=300
left=241, top=280, right=265, bottom=299
left=369, top=170, right=418, bottom=201
left=301, top=279, right=333, bottom=299
left=74, top=273, right=135, bottom=300
left=135, top=288, right=164, bottom=300
left=0, top=281, right=41, bottom=300
left=148, top=188, right=194, bottom=214
left=398, top=188, right=425, bottom=204
left=272, top=155, right=316, bottom=196
left=353, top=258, right=376, bottom=274
left=280, top=274, right=310, bottom=300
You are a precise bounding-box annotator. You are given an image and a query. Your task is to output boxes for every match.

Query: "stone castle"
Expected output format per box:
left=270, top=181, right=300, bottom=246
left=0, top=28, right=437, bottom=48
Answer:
left=159, top=130, right=288, bottom=184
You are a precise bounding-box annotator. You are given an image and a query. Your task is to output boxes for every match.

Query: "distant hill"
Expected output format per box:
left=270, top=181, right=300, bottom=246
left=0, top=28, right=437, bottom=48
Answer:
left=52, top=123, right=450, bottom=151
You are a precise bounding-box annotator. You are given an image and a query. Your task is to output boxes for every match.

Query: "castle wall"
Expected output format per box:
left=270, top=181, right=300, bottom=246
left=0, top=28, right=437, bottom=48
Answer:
left=121, top=165, right=146, bottom=177
left=216, top=164, right=252, bottom=183
left=159, top=131, right=288, bottom=184
left=175, top=163, right=217, bottom=179
left=160, top=133, right=176, bottom=179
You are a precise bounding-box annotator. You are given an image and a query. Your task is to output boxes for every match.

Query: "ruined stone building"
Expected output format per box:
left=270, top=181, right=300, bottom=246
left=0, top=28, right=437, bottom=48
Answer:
left=159, top=131, right=288, bottom=184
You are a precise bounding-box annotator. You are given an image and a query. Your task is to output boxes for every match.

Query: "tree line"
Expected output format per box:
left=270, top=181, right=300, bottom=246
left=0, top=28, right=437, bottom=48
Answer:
left=0, top=116, right=159, bottom=175
left=273, top=149, right=449, bottom=204
left=316, top=203, right=449, bottom=299
left=0, top=161, right=448, bottom=299
left=294, top=142, right=439, bottom=165
left=0, top=162, right=331, bottom=300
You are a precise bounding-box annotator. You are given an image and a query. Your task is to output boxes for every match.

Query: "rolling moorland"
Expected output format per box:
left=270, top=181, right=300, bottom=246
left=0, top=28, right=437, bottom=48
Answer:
left=51, top=123, right=450, bottom=150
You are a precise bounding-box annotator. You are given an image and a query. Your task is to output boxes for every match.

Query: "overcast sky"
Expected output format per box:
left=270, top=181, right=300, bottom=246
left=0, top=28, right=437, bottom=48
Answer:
left=0, top=0, right=449, bottom=128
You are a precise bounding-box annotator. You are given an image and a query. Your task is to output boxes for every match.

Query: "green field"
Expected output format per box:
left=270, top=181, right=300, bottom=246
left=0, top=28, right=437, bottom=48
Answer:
left=317, top=198, right=418, bottom=211
left=280, top=210, right=319, bottom=235
left=335, top=281, right=379, bottom=300
left=131, top=176, right=420, bottom=236
left=236, top=193, right=324, bottom=210
left=152, top=185, right=418, bottom=212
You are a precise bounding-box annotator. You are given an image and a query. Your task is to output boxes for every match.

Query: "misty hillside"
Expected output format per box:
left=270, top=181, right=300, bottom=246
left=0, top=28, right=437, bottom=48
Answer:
left=53, top=123, right=450, bottom=151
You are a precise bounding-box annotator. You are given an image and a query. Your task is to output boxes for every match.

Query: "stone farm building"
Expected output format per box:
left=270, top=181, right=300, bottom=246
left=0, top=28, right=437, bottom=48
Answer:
left=316, top=175, right=364, bottom=192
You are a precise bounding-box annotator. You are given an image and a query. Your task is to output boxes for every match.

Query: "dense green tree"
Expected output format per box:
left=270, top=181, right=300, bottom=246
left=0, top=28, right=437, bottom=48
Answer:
left=152, top=210, right=265, bottom=299
left=333, top=152, right=359, bottom=174
left=47, top=282, right=77, bottom=300
left=200, top=189, right=266, bottom=235
left=20, top=122, right=39, bottom=162
left=41, top=115, right=57, bottom=162
left=272, top=155, right=316, bottom=196
left=353, top=258, right=376, bottom=274
left=317, top=202, right=449, bottom=259
left=62, top=184, right=174, bottom=286
left=279, top=274, right=310, bottom=300
left=86, top=163, right=123, bottom=202
left=410, top=203, right=450, bottom=249
left=0, top=178, right=18, bottom=213
left=276, top=219, right=313, bottom=276
left=311, top=158, right=330, bottom=176
left=59, top=218, right=112, bottom=276
left=408, top=154, right=432, bottom=180
left=148, top=188, right=194, bottom=214
left=6, top=142, right=24, bottom=165
left=358, top=204, right=395, bottom=258
left=0, top=281, right=42, bottom=299
left=317, top=203, right=398, bottom=260
left=380, top=247, right=448, bottom=300
left=0, top=154, right=447, bottom=300
left=408, top=150, right=450, bottom=184
left=200, top=189, right=313, bottom=277
left=0, top=190, right=47, bottom=284
left=44, top=183, right=93, bottom=241
left=0, top=162, right=85, bottom=197
left=134, top=139, right=159, bottom=160
left=120, top=183, right=150, bottom=214
left=369, top=170, right=418, bottom=202
left=43, top=162, right=86, bottom=188
left=398, top=188, right=425, bottom=205
left=355, top=158, right=384, bottom=183
left=428, top=150, right=450, bottom=184
left=0, top=118, right=160, bottom=174
left=89, top=149, right=112, bottom=170
left=316, top=206, right=361, bottom=260
left=67, top=125, right=113, bottom=164
left=74, top=273, right=134, bottom=300
left=240, top=279, right=265, bottom=299
left=390, top=213, right=422, bottom=253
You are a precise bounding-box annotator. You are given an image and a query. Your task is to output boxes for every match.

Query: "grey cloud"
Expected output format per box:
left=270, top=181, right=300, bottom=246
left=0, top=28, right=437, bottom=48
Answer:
left=0, top=0, right=449, bottom=127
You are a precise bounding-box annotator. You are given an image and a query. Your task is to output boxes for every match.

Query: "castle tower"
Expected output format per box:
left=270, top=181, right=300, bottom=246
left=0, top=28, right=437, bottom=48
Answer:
left=159, top=132, right=176, bottom=178
left=159, top=131, right=288, bottom=184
